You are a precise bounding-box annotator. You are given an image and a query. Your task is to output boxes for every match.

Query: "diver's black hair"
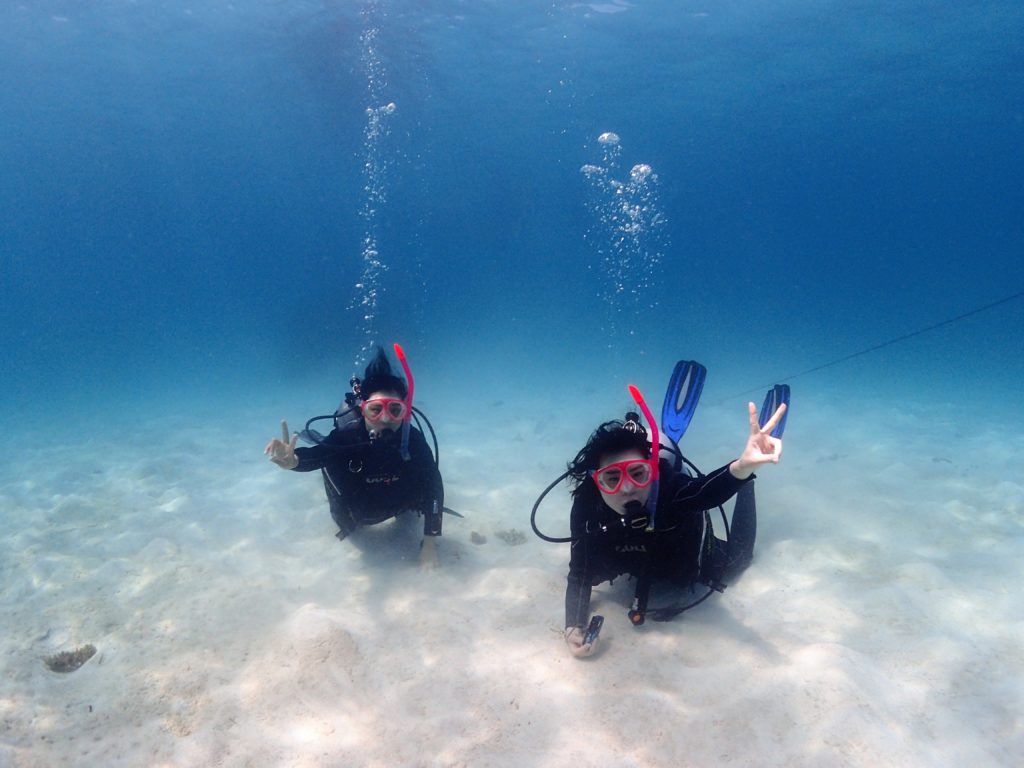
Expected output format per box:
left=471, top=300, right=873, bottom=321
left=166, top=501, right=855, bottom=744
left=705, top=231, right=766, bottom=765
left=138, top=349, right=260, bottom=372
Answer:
left=566, top=419, right=651, bottom=498
left=360, top=346, right=408, bottom=399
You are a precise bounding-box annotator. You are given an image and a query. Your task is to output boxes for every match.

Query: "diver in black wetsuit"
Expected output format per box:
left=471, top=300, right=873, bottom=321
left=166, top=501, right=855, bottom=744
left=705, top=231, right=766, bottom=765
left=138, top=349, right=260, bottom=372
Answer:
left=563, top=396, right=786, bottom=658
left=264, top=346, right=444, bottom=567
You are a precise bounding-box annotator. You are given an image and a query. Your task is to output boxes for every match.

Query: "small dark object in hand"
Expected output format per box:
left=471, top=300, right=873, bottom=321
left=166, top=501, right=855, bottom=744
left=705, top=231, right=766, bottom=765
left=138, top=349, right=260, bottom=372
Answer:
left=583, top=615, right=604, bottom=645
left=44, top=644, right=97, bottom=673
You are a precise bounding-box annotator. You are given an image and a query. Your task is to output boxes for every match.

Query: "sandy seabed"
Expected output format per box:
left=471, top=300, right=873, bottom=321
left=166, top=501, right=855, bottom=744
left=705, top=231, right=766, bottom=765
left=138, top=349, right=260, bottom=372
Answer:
left=1, top=388, right=1022, bottom=768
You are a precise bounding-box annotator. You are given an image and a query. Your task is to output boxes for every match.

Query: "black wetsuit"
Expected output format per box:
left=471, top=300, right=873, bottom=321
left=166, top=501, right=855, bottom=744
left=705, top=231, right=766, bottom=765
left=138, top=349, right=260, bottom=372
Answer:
left=564, top=460, right=756, bottom=628
left=292, top=420, right=444, bottom=539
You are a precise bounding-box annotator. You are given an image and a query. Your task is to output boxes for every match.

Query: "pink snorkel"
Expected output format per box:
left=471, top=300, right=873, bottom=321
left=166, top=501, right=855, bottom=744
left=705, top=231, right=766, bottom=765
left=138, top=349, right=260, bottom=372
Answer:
left=393, top=343, right=414, bottom=460
left=627, top=384, right=660, bottom=529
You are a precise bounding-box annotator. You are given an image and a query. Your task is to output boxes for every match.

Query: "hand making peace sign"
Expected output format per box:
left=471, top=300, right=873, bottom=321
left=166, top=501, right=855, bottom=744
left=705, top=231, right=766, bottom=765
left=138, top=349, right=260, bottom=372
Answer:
left=264, top=420, right=299, bottom=470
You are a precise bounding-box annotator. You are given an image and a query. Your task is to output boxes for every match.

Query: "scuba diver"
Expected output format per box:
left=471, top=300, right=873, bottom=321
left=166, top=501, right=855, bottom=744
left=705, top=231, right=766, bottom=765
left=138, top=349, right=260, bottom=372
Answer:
left=531, top=361, right=789, bottom=658
left=264, top=343, right=444, bottom=568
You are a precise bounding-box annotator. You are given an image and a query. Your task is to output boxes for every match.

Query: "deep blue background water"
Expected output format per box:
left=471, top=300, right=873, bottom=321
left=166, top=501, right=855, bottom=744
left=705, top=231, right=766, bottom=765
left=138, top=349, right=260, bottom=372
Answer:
left=3, top=0, right=1022, bottom=424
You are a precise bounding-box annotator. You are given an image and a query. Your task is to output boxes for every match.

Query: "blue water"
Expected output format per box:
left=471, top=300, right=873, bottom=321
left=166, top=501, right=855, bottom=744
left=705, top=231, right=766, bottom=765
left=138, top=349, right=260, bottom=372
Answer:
left=2, top=0, right=1022, bottom=420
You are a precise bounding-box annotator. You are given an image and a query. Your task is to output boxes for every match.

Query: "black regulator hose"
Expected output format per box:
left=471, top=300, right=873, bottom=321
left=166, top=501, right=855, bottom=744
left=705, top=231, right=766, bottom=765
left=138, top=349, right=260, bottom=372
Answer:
left=530, top=469, right=574, bottom=543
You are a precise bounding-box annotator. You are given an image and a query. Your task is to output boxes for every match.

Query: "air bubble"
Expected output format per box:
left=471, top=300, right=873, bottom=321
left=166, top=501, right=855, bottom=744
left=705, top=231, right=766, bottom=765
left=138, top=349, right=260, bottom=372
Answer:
left=580, top=133, right=668, bottom=351
left=630, top=164, right=653, bottom=183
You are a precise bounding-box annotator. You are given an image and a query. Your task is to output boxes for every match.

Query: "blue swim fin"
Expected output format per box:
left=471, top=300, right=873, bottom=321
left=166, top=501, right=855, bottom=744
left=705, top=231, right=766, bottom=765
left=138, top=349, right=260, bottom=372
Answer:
left=758, top=384, right=790, bottom=438
left=661, top=360, right=707, bottom=445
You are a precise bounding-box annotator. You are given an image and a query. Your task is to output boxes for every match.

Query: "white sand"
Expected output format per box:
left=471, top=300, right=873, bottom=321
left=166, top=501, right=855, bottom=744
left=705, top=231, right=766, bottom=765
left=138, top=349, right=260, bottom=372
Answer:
left=1, top=389, right=1022, bottom=767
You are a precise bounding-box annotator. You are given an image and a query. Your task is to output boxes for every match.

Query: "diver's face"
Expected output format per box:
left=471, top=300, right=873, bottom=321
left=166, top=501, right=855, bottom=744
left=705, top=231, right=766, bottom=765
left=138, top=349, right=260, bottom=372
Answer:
left=595, top=448, right=653, bottom=516
left=362, top=389, right=405, bottom=436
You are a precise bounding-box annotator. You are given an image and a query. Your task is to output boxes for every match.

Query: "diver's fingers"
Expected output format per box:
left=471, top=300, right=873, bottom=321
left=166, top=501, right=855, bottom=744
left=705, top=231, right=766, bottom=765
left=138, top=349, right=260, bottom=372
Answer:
left=747, top=402, right=759, bottom=433
left=281, top=420, right=289, bottom=444
left=290, top=431, right=298, bottom=450
left=761, top=402, right=787, bottom=434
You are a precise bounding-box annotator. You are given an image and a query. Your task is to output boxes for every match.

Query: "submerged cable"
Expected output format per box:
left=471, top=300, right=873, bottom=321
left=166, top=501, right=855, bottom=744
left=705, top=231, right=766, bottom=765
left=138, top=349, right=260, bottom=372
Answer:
left=724, top=289, right=1024, bottom=401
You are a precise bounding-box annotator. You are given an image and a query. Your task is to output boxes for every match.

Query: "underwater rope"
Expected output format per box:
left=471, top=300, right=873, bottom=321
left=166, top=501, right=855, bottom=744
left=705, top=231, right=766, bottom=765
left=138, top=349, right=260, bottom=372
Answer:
left=725, top=288, right=1024, bottom=401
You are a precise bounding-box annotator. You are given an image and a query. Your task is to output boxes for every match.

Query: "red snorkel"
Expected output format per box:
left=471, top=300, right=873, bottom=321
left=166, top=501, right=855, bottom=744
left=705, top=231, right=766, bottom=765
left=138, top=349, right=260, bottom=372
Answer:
left=393, top=343, right=414, bottom=460
left=627, top=384, right=660, bottom=529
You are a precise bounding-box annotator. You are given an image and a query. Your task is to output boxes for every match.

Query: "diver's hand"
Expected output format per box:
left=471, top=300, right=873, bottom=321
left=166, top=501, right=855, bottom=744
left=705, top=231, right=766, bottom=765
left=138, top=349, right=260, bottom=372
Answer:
left=730, top=402, right=786, bottom=479
left=264, top=420, right=299, bottom=470
left=565, top=626, right=597, bottom=658
left=419, top=536, right=439, bottom=570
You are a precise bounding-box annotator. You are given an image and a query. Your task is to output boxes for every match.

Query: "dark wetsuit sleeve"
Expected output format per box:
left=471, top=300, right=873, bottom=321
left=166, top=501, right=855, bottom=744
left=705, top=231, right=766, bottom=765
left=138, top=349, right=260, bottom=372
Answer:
left=292, top=429, right=359, bottom=472
left=410, top=428, right=444, bottom=537
left=564, top=497, right=592, bottom=629
left=292, top=444, right=331, bottom=472
left=670, top=462, right=752, bottom=511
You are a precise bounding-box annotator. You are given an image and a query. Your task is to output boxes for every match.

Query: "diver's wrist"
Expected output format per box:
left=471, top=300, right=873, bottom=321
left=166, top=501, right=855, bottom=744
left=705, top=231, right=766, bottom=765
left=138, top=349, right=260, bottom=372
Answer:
left=729, top=459, right=754, bottom=480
